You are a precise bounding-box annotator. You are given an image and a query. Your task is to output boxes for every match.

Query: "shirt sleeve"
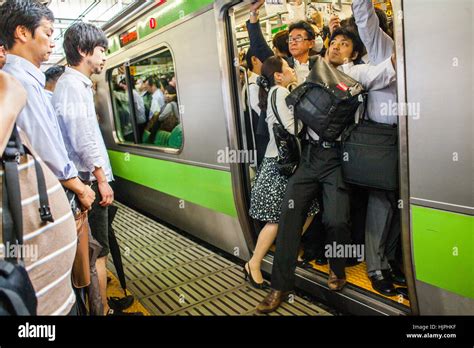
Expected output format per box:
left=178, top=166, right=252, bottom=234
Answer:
left=344, top=57, right=396, bottom=91
left=352, top=0, right=394, bottom=65
left=248, top=83, right=261, bottom=116
left=16, top=85, right=78, bottom=181
left=246, top=20, right=275, bottom=63
left=53, top=83, right=106, bottom=173
left=133, top=90, right=146, bottom=124
left=275, top=88, right=303, bottom=135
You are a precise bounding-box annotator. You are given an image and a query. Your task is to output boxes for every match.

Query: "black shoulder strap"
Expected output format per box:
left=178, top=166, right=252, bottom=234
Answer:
left=270, top=88, right=298, bottom=136
left=1, top=127, right=54, bottom=263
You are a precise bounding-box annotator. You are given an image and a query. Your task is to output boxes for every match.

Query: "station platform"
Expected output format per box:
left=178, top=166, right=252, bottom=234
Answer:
left=107, top=202, right=332, bottom=316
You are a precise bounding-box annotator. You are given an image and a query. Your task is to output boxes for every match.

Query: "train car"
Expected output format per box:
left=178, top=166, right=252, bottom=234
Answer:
left=93, top=0, right=473, bottom=316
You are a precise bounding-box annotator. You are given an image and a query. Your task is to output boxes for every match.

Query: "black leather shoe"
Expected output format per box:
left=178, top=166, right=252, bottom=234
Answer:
left=387, top=262, right=407, bottom=286
left=369, top=272, right=397, bottom=296
left=256, top=290, right=291, bottom=314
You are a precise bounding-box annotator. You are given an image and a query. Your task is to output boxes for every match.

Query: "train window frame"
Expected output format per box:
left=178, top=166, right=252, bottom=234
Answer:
left=107, top=44, right=184, bottom=155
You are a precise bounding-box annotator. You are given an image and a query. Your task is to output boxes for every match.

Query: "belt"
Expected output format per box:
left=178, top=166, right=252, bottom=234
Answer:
left=308, top=139, right=340, bottom=149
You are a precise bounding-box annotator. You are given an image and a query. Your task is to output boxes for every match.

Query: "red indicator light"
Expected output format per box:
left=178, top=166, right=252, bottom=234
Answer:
left=154, top=0, right=166, bottom=5
left=149, top=18, right=157, bottom=29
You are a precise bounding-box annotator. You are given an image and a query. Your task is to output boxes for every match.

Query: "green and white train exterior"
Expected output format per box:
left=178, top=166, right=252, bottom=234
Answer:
left=94, top=0, right=473, bottom=315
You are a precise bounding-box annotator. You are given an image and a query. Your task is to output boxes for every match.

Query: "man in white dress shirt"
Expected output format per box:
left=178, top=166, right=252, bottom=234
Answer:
left=53, top=22, right=114, bottom=315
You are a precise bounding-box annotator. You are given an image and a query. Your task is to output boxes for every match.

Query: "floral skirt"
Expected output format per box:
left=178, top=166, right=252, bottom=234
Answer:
left=249, top=157, right=319, bottom=224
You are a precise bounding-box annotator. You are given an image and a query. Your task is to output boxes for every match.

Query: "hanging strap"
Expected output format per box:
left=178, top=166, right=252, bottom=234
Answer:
left=23, top=146, right=54, bottom=223
left=2, top=127, right=25, bottom=263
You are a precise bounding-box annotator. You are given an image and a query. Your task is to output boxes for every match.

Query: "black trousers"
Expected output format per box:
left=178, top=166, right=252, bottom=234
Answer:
left=271, top=143, right=351, bottom=291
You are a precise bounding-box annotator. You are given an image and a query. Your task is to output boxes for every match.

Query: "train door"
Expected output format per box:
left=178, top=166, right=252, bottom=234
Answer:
left=216, top=0, right=423, bottom=315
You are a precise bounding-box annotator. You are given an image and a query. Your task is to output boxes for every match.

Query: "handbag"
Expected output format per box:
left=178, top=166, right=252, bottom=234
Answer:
left=341, top=111, right=399, bottom=191
left=1, top=127, right=40, bottom=315
left=270, top=88, right=301, bottom=176
left=285, top=56, right=365, bottom=142
left=64, top=189, right=91, bottom=288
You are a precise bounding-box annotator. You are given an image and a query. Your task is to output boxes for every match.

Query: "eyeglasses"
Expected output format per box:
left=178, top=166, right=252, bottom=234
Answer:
left=287, top=37, right=311, bottom=43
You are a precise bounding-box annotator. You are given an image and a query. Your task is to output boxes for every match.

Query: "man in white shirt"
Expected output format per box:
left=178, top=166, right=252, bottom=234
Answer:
left=146, top=76, right=165, bottom=119
left=53, top=22, right=114, bottom=315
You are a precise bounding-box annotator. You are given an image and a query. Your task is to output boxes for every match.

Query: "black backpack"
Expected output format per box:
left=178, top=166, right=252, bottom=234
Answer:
left=1, top=127, right=52, bottom=315
left=286, top=56, right=365, bottom=142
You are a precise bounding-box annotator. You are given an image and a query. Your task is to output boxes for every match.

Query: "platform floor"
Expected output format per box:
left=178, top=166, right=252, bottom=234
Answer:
left=107, top=202, right=332, bottom=316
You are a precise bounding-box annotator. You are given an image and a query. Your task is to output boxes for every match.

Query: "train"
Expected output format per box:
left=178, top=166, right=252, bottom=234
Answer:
left=92, top=0, right=473, bottom=315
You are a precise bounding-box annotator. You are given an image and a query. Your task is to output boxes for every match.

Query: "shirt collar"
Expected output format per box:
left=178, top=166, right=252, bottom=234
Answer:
left=293, top=58, right=309, bottom=67
left=6, top=54, right=45, bottom=87
left=64, top=66, right=93, bottom=87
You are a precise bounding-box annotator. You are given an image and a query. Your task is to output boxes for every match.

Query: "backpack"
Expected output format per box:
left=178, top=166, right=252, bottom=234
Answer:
left=0, top=127, right=53, bottom=315
left=286, top=56, right=365, bottom=142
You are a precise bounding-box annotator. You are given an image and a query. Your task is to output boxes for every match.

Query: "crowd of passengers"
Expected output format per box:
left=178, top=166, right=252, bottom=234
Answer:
left=239, top=0, right=406, bottom=314
left=0, top=0, right=142, bottom=315
left=111, top=73, right=182, bottom=148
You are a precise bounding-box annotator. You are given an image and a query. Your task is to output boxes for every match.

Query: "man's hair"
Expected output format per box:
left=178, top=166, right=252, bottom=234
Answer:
left=245, top=47, right=257, bottom=71
left=0, top=0, right=55, bottom=50
left=288, top=21, right=315, bottom=41
left=44, top=65, right=65, bottom=83
left=272, top=30, right=290, bottom=57
left=329, top=27, right=365, bottom=61
left=63, top=22, right=108, bottom=66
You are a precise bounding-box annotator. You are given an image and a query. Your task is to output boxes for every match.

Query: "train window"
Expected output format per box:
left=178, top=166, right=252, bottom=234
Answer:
left=110, top=64, right=135, bottom=143
left=131, top=49, right=182, bottom=149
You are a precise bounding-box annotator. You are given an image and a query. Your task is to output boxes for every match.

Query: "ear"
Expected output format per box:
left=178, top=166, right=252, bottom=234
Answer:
left=78, top=49, right=88, bottom=58
left=351, top=51, right=359, bottom=61
left=274, top=71, right=283, bottom=83
left=14, top=25, right=30, bottom=44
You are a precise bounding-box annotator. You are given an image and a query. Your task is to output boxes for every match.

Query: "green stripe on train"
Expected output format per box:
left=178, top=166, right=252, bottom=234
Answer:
left=412, top=205, right=474, bottom=299
left=108, top=150, right=237, bottom=217
left=108, top=0, right=214, bottom=55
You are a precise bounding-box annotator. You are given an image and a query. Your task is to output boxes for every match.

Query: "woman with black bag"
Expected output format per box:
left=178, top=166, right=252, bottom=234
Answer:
left=245, top=56, right=319, bottom=288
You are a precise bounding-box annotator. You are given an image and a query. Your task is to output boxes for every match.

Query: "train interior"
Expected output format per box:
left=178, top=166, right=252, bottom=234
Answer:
left=227, top=0, right=411, bottom=314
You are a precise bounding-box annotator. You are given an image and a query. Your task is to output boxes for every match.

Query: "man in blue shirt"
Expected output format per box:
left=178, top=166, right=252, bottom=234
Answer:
left=0, top=0, right=95, bottom=209
left=53, top=22, right=115, bottom=315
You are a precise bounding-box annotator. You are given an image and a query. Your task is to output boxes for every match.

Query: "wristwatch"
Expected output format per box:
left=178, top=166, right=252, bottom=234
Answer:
left=250, top=10, right=259, bottom=17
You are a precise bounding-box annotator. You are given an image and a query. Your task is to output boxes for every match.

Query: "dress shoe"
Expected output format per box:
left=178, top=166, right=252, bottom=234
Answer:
left=256, top=290, right=290, bottom=314
left=387, top=262, right=407, bottom=286
left=328, top=269, right=346, bottom=291
left=369, top=272, right=397, bottom=296
left=243, top=263, right=266, bottom=289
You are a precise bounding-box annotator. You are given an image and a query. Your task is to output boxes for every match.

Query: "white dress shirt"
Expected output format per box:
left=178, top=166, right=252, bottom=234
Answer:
left=353, top=0, right=398, bottom=125
left=265, top=85, right=303, bottom=158
left=53, top=67, right=114, bottom=182
left=3, top=54, right=78, bottom=180
left=149, top=89, right=165, bottom=119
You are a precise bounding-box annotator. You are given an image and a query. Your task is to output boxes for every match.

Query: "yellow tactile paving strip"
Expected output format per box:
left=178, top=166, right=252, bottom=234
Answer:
left=269, top=246, right=410, bottom=307
left=107, top=271, right=150, bottom=315
left=308, top=260, right=410, bottom=307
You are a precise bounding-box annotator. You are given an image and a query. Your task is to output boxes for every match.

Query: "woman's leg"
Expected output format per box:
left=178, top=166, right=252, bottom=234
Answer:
left=247, top=215, right=316, bottom=282
left=247, top=222, right=278, bottom=283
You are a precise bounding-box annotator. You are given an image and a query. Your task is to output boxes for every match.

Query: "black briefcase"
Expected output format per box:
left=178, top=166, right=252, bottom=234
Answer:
left=341, top=120, right=399, bottom=191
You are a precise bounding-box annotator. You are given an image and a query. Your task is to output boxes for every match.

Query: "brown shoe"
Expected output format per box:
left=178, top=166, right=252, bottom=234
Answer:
left=328, top=269, right=346, bottom=291
left=256, top=289, right=290, bottom=314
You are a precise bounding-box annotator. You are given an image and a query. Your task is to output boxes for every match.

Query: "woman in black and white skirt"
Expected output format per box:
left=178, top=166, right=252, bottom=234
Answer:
left=244, top=56, right=319, bottom=288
